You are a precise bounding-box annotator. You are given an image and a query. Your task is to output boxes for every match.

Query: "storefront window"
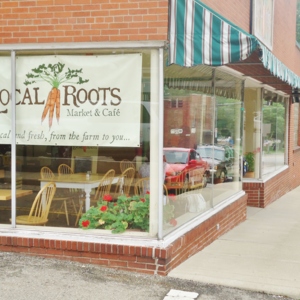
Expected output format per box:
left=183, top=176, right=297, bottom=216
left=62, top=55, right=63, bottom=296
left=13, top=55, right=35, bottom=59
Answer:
left=262, top=92, right=286, bottom=176
left=243, top=88, right=287, bottom=179
left=293, top=103, right=299, bottom=148
left=0, top=48, right=161, bottom=236
left=163, top=65, right=243, bottom=235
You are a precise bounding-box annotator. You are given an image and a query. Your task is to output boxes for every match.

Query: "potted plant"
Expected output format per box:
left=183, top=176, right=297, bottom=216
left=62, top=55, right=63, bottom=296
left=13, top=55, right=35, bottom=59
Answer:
left=79, top=193, right=177, bottom=233
left=244, top=152, right=255, bottom=177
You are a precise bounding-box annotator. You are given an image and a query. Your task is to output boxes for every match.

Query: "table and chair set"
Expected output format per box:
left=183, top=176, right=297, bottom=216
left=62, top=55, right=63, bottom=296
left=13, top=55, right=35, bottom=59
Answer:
left=1, top=160, right=150, bottom=227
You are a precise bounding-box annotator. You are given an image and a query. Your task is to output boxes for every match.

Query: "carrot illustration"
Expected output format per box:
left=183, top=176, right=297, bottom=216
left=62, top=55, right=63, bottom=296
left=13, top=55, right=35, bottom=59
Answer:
left=41, top=91, right=52, bottom=124
left=55, top=89, right=60, bottom=124
left=24, top=62, right=89, bottom=129
left=48, top=87, right=58, bottom=128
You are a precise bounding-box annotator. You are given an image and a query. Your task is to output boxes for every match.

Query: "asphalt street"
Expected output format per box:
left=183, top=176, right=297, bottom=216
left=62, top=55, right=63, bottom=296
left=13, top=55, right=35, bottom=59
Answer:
left=0, top=251, right=291, bottom=300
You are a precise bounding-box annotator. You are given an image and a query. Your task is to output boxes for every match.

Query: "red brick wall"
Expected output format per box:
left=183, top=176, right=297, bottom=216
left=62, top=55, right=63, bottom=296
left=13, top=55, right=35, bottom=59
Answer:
left=201, top=0, right=251, bottom=33
left=243, top=169, right=292, bottom=208
left=0, top=0, right=169, bottom=44
left=201, top=0, right=300, bottom=76
left=0, top=194, right=247, bottom=275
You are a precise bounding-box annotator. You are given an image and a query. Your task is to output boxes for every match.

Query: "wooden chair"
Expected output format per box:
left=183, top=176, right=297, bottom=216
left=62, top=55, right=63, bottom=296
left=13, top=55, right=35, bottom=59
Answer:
left=112, top=167, right=135, bottom=199
left=40, top=166, right=76, bottom=226
left=58, top=164, right=73, bottom=176
left=134, top=177, right=150, bottom=196
left=93, top=169, right=116, bottom=201
left=75, top=169, right=116, bottom=226
left=11, top=182, right=56, bottom=226
left=120, top=159, right=135, bottom=174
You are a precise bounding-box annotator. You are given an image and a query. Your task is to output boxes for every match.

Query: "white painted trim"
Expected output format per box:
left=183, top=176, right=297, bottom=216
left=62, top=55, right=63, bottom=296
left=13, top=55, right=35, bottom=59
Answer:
left=243, top=165, right=289, bottom=183
left=0, top=41, right=165, bottom=51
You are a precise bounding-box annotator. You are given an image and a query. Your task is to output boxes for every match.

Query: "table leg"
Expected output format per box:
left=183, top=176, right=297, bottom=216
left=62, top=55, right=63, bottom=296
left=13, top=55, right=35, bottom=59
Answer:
left=84, top=186, right=92, bottom=211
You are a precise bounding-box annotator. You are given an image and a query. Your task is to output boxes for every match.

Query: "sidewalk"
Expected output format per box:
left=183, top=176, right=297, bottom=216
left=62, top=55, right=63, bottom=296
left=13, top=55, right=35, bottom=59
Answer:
left=0, top=251, right=291, bottom=300
left=168, top=185, right=300, bottom=299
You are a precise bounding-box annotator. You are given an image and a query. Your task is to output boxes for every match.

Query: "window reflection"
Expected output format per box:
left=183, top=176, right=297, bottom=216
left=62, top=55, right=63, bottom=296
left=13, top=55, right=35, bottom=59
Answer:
left=163, top=66, right=243, bottom=235
left=262, top=97, right=286, bottom=176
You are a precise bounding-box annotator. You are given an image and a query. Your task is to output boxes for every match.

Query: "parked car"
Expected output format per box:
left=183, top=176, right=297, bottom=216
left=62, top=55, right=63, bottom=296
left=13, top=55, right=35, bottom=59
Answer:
left=197, top=145, right=240, bottom=183
left=163, top=147, right=209, bottom=190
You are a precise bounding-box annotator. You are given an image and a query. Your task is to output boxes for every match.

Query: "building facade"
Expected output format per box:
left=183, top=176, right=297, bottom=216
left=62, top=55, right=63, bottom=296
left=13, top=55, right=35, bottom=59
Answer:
left=0, top=0, right=299, bottom=275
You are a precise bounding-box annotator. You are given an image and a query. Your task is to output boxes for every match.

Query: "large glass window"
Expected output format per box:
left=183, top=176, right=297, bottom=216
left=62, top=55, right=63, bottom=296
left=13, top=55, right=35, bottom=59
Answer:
left=262, top=92, right=286, bottom=176
left=0, top=48, right=160, bottom=236
left=293, top=103, right=299, bottom=148
left=243, top=88, right=287, bottom=179
left=163, top=65, right=243, bottom=236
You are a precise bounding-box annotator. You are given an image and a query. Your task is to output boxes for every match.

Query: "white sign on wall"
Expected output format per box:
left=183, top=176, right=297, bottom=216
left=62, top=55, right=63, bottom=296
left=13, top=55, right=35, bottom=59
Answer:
left=170, top=128, right=183, bottom=134
left=0, top=54, right=142, bottom=147
left=252, top=0, right=274, bottom=50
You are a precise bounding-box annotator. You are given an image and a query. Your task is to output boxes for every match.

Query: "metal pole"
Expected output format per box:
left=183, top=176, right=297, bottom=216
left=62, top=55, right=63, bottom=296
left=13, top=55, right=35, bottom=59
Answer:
left=157, top=47, right=164, bottom=240
left=11, top=50, right=16, bottom=227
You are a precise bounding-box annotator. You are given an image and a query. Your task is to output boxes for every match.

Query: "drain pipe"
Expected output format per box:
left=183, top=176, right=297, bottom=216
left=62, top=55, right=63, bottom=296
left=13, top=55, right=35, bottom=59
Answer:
left=250, top=0, right=253, bottom=34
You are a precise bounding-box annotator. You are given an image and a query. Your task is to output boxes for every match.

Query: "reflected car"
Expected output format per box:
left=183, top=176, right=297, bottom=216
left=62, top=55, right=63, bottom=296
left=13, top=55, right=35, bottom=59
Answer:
left=163, top=147, right=209, bottom=189
left=197, top=145, right=239, bottom=183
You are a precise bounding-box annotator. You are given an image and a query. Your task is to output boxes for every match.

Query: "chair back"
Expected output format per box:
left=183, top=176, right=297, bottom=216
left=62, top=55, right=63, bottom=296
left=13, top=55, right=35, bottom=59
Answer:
left=120, top=159, right=135, bottom=174
left=58, top=164, right=73, bottom=176
left=114, top=167, right=135, bottom=197
left=40, top=166, right=55, bottom=179
left=28, top=182, right=56, bottom=224
left=134, top=177, right=150, bottom=196
left=94, top=169, right=116, bottom=201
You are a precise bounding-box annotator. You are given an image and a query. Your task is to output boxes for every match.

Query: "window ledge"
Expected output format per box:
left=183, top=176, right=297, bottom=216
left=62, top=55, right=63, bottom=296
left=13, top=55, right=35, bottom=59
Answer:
left=243, top=165, right=289, bottom=183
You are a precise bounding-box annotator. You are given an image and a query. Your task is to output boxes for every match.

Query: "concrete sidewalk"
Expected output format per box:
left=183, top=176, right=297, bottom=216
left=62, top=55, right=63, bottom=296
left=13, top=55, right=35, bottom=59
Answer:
left=168, top=185, right=300, bottom=299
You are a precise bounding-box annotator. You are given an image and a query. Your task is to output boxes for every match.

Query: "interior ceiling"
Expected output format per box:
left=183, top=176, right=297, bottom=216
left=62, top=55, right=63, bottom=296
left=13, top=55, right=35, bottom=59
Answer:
left=228, top=50, right=293, bottom=96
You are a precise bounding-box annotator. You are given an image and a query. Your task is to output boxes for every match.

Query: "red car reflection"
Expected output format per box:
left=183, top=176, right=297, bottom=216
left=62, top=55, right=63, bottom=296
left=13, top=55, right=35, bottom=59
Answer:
left=163, top=147, right=209, bottom=189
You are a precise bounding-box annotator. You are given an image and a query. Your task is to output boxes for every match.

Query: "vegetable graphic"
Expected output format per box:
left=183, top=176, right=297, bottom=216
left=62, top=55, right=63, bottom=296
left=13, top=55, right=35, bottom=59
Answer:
left=24, top=62, right=89, bottom=129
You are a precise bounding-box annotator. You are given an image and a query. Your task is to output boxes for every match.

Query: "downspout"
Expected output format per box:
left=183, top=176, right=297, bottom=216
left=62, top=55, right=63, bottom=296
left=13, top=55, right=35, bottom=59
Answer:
left=250, top=0, right=253, bottom=34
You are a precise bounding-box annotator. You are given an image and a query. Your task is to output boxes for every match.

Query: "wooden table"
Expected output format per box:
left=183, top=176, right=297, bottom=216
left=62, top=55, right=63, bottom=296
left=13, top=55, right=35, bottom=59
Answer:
left=0, top=189, right=33, bottom=201
left=39, top=173, right=119, bottom=211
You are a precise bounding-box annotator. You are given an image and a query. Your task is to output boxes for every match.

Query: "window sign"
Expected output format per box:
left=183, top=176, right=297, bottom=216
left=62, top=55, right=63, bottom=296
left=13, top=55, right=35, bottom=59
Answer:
left=0, top=54, right=142, bottom=147
left=252, top=0, right=274, bottom=50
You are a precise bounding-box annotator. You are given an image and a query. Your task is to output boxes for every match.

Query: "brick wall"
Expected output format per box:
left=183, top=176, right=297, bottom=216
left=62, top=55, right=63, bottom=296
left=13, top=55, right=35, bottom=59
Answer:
left=0, top=0, right=169, bottom=44
left=201, top=0, right=251, bottom=33
left=0, top=194, right=247, bottom=275
left=202, top=0, right=300, bottom=76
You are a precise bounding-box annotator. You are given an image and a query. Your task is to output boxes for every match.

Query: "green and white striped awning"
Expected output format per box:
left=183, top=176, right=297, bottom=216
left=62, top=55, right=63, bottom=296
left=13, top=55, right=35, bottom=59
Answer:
left=168, top=0, right=300, bottom=89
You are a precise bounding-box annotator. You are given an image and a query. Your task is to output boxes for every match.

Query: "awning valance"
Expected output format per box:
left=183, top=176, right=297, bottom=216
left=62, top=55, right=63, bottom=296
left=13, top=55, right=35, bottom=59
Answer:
left=168, top=0, right=300, bottom=89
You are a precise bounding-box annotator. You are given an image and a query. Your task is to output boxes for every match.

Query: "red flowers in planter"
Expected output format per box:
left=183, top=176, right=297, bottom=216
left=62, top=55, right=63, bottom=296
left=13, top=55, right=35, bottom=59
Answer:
left=103, top=194, right=113, bottom=202
left=81, top=220, right=90, bottom=227
left=100, top=205, right=108, bottom=212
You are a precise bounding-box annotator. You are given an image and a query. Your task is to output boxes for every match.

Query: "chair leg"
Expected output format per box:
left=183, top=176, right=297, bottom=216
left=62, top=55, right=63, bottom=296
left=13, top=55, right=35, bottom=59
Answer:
left=63, top=200, right=69, bottom=226
left=71, top=199, right=78, bottom=214
left=75, top=199, right=83, bottom=227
